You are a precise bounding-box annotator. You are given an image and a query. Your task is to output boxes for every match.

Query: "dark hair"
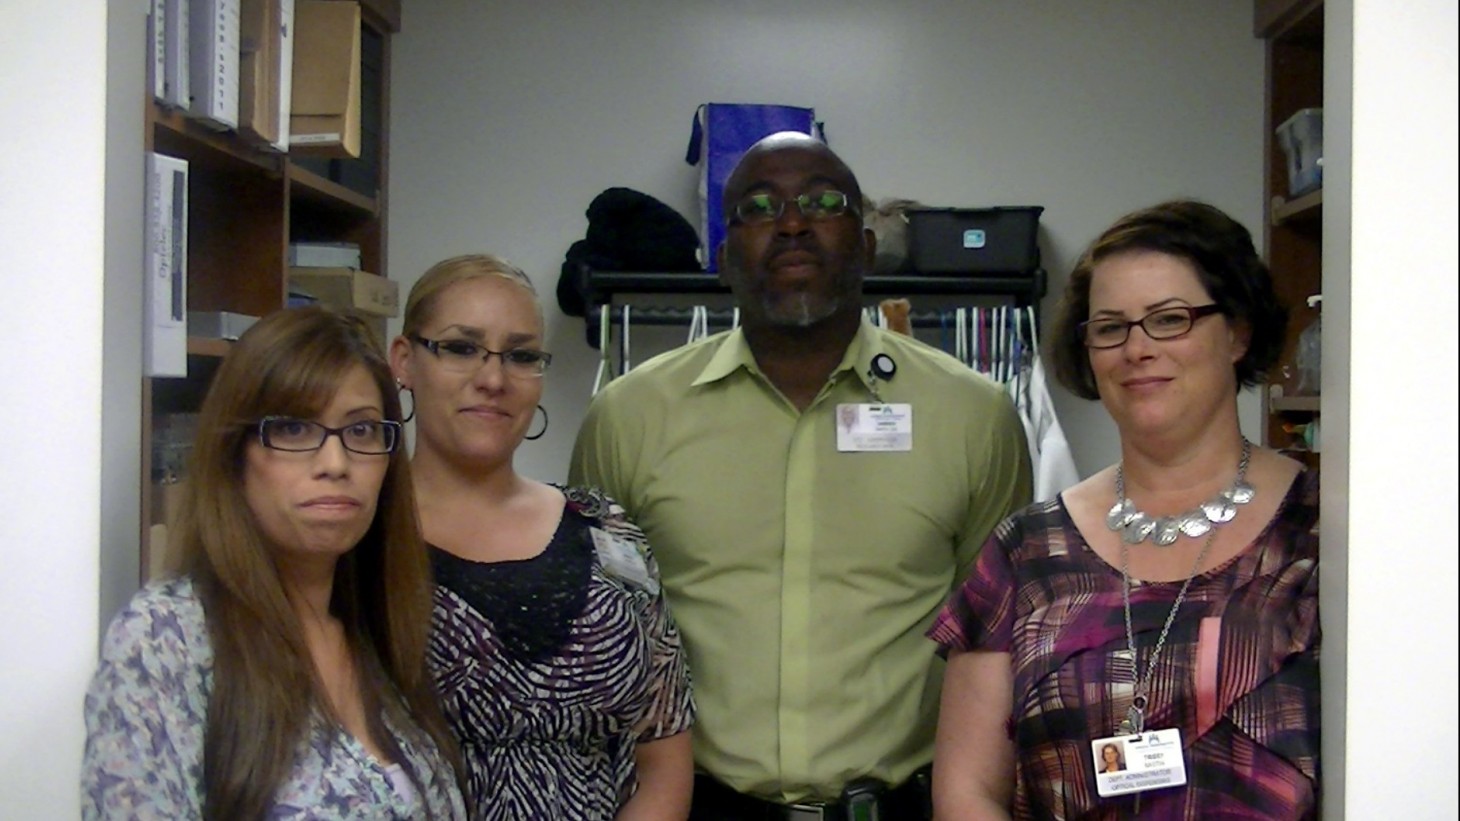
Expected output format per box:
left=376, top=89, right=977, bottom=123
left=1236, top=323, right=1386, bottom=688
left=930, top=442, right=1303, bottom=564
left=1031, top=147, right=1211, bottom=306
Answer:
left=1049, top=199, right=1287, bottom=400
left=165, top=306, right=461, bottom=818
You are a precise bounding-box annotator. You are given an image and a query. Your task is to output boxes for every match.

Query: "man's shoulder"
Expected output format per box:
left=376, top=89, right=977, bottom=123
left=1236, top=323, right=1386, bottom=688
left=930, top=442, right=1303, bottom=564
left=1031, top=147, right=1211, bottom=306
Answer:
left=595, top=332, right=729, bottom=403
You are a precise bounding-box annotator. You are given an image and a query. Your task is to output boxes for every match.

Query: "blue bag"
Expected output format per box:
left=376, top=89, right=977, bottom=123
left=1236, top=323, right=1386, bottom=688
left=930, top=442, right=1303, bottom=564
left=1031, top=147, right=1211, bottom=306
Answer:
left=686, top=103, right=822, bottom=271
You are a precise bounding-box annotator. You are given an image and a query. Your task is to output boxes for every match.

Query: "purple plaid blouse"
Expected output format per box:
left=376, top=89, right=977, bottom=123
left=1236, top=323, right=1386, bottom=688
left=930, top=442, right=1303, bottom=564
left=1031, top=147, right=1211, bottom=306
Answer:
left=930, top=469, right=1320, bottom=820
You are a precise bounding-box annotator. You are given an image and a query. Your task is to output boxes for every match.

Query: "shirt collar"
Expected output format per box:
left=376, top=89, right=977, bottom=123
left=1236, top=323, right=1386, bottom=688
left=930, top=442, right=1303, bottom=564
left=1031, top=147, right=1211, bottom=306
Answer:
left=690, top=317, right=889, bottom=393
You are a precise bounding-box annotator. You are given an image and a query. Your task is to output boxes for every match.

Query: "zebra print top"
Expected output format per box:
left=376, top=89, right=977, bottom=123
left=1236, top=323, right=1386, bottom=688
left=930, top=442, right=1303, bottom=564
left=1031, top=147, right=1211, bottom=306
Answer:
left=428, top=486, right=694, bottom=820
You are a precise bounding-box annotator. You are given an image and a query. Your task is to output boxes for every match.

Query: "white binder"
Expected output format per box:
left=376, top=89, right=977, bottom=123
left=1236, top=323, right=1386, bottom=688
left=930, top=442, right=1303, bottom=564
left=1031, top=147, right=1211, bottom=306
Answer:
left=188, top=0, right=241, bottom=130
left=149, top=0, right=167, bottom=101
left=274, top=0, right=294, bottom=152
left=162, top=0, right=190, bottom=109
left=145, top=153, right=190, bottom=378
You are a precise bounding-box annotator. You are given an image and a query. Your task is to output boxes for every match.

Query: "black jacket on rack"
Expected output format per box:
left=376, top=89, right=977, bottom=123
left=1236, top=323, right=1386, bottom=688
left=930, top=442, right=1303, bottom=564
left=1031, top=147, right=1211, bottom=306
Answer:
left=558, top=187, right=702, bottom=319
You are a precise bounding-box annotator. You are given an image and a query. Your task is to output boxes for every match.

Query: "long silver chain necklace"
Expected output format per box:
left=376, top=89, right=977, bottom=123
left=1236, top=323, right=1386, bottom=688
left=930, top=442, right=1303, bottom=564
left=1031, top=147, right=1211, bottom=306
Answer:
left=1107, top=439, right=1255, bottom=546
left=1117, top=529, right=1215, bottom=738
left=1114, top=439, right=1254, bottom=733
left=1117, top=531, right=1215, bottom=817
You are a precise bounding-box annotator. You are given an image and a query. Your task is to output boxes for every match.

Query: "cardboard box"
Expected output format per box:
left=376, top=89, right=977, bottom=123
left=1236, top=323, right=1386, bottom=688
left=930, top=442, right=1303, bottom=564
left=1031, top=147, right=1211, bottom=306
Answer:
left=905, top=206, right=1044, bottom=275
left=289, top=0, right=360, bottom=158
left=288, top=267, right=398, bottom=316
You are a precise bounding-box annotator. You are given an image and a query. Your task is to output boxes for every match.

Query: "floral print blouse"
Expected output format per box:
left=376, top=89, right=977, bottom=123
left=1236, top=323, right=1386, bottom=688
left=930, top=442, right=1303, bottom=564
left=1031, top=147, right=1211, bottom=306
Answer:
left=81, top=577, right=466, bottom=819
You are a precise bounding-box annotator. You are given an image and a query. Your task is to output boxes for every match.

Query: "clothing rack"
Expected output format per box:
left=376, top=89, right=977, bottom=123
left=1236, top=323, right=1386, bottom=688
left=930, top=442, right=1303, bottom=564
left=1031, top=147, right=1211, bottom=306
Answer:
left=577, top=265, right=1047, bottom=351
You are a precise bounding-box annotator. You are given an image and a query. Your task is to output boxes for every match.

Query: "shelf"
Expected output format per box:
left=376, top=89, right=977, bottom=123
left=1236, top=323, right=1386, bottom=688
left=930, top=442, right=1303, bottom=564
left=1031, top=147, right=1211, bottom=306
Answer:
left=1271, top=395, right=1320, bottom=412
left=1271, top=189, right=1322, bottom=225
left=151, top=105, right=283, bottom=175
left=289, top=163, right=379, bottom=217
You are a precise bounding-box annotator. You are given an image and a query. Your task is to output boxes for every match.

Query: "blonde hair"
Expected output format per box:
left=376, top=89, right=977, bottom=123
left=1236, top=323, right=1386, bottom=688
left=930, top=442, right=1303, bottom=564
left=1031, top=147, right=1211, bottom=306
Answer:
left=402, top=253, right=542, bottom=337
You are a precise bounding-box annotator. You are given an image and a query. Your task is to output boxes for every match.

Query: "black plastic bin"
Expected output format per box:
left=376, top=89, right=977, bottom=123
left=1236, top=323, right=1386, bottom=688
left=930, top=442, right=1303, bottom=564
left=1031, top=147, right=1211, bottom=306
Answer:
left=905, top=206, right=1044, bottom=275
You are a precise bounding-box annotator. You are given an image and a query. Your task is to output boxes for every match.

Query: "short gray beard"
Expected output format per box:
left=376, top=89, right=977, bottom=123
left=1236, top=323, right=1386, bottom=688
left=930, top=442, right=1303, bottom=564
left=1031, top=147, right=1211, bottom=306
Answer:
left=762, top=292, right=841, bottom=328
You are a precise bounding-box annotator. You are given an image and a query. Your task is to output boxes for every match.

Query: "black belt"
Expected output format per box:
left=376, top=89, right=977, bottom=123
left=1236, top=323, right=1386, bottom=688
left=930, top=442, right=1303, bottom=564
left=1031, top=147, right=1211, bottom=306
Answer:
left=691, top=768, right=932, bottom=821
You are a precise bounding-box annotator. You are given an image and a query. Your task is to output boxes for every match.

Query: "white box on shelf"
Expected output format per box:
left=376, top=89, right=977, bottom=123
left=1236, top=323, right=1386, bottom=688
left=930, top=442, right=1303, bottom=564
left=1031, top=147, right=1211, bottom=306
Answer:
left=1276, top=107, right=1323, bottom=197
left=288, top=241, right=361, bottom=269
left=188, top=311, right=259, bottom=341
left=145, top=153, right=190, bottom=377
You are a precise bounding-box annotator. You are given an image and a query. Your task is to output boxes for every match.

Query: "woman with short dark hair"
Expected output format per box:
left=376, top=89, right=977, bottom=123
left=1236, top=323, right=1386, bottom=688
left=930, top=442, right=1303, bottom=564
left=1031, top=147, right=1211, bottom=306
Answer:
left=930, top=200, right=1318, bottom=819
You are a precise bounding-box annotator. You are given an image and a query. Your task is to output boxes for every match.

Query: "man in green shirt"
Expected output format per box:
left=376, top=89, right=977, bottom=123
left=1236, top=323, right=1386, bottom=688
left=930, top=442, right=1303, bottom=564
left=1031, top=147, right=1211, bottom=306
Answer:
left=570, top=132, right=1032, bottom=819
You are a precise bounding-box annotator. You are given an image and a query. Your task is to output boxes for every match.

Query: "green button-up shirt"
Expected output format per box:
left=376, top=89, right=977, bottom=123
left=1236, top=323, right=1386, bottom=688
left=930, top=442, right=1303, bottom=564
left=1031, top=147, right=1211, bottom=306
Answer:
left=569, top=320, right=1032, bottom=803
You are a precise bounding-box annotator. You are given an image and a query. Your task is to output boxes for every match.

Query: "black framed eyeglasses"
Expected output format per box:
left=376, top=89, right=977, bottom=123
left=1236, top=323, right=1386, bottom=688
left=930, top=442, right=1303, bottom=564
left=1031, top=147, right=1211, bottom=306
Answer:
left=409, top=334, right=553, bottom=378
left=257, top=416, right=401, bottom=455
left=1079, top=304, right=1225, bottom=349
left=730, top=190, right=857, bottom=225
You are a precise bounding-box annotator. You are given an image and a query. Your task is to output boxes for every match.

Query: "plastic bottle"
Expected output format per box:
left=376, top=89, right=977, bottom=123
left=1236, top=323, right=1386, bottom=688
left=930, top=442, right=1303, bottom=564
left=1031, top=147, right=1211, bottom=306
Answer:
left=1295, top=294, right=1322, bottom=395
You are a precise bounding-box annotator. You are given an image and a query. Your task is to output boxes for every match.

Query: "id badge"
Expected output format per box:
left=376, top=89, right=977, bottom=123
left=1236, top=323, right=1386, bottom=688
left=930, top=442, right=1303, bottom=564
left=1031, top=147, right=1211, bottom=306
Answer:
left=1091, top=728, right=1187, bottom=798
left=590, top=529, right=658, bottom=594
left=835, top=403, right=912, bottom=452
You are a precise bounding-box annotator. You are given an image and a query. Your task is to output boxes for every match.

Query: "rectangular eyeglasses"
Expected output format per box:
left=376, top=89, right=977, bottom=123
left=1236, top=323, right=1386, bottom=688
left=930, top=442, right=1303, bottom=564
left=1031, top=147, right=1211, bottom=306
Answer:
left=1079, top=304, right=1224, bottom=349
left=257, top=417, right=401, bottom=455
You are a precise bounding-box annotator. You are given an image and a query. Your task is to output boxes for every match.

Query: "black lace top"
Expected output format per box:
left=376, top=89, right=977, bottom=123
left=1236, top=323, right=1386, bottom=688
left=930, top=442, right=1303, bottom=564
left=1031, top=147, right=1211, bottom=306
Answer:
left=430, top=504, right=593, bottom=665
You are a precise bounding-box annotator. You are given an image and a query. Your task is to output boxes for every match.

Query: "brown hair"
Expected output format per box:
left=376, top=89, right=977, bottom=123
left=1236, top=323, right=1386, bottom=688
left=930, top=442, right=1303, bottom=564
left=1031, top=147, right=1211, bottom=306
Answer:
left=1049, top=199, right=1287, bottom=400
left=165, top=306, right=460, bottom=818
left=401, top=253, right=541, bottom=337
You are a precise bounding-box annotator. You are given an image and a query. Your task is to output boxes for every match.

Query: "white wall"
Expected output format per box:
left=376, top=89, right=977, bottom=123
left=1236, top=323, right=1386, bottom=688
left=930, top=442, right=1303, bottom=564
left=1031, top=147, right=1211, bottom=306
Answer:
left=1322, top=0, right=1460, bottom=818
left=0, top=0, right=108, bottom=813
left=388, top=0, right=1267, bottom=483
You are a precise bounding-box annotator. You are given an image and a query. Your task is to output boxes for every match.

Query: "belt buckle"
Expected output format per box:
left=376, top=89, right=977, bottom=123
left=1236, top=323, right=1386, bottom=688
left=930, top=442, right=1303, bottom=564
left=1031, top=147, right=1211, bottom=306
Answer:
left=787, top=803, right=827, bottom=821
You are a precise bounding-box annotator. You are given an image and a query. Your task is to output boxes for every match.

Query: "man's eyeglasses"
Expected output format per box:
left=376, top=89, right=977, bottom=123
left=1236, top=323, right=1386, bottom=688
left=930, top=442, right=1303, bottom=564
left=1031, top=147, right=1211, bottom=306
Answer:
left=410, top=334, right=553, bottom=378
left=1078, top=304, right=1225, bottom=349
left=730, top=190, right=856, bottom=225
left=257, top=417, right=401, bottom=455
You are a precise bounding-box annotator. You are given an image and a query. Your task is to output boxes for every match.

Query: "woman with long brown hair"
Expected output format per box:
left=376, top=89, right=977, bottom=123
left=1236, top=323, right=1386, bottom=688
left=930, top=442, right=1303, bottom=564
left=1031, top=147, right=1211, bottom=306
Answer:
left=82, top=307, right=466, bottom=819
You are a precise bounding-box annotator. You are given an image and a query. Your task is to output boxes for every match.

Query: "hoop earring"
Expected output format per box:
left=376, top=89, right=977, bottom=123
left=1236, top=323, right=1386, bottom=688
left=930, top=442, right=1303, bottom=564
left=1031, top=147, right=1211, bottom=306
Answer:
left=397, top=381, right=415, bottom=423
left=525, top=404, right=548, bottom=441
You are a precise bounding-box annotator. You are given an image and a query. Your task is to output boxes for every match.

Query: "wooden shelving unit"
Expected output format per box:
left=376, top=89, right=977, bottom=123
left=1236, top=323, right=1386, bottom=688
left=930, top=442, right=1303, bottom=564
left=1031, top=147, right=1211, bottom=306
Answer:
left=1256, top=0, right=1324, bottom=459
left=138, top=3, right=402, bottom=578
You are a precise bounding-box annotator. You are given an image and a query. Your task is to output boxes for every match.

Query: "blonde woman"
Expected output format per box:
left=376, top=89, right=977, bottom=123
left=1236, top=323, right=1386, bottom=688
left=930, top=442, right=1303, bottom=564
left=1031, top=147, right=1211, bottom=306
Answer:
left=391, top=255, right=694, bottom=820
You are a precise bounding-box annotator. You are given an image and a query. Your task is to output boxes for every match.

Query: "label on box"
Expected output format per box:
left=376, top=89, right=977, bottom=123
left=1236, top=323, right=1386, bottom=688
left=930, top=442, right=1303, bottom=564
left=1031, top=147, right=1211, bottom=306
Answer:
left=963, top=229, right=986, bottom=249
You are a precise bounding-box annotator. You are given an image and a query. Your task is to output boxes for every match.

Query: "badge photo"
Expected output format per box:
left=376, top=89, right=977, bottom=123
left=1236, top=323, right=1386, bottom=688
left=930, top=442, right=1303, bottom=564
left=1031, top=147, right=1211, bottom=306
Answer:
left=1091, top=729, right=1187, bottom=798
